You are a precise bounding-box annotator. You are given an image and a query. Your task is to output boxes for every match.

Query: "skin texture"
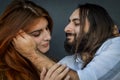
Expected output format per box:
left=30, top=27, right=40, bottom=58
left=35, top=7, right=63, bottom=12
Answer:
left=13, top=32, right=79, bottom=80
left=27, top=17, right=51, bottom=54
left=64, top=9, right=90, bottom=45
left=12, top=8, right=84, bottom=80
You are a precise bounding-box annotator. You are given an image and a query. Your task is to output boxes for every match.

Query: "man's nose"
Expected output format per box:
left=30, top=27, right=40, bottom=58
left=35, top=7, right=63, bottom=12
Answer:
left=64, top=23, right=73, bottom=33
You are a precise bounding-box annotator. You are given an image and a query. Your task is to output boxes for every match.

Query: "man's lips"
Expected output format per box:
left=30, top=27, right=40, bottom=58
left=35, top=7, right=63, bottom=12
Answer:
left=66, top=33, right=75, bottom=36
left=66, top=34, right=74, bottom=38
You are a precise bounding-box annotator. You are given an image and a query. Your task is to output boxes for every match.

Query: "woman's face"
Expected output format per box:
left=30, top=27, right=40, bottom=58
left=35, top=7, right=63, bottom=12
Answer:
left=27, top=17, right=51, bottom=53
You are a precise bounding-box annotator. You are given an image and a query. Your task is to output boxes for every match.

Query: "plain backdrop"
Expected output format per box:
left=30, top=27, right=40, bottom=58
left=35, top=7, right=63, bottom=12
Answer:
left=0, top=0, right=120, bottom=61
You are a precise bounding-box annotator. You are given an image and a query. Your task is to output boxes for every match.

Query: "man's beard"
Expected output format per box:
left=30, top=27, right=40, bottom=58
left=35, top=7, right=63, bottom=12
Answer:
left=64, top=33, right=76, bottom=54
left=64, top=33, right=88, bottom=54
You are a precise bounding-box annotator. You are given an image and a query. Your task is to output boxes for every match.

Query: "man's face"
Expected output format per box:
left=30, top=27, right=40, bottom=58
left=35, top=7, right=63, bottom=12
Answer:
left=64, top=8, right=90, bottom=47
left=64, top=9, right=80, bottom=45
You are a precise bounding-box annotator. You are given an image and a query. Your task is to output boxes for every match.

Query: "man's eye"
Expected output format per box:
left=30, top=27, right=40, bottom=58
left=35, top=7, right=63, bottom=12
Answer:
left=74, top=21, right=80, bottom=26
left=75, top=23, right=80, bottom=26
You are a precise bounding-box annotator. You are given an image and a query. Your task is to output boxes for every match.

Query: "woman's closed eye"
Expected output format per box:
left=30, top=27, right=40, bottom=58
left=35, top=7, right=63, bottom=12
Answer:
left=46, top=27, right=50, bottom=31
left=30, top=30, right=42, bottom=37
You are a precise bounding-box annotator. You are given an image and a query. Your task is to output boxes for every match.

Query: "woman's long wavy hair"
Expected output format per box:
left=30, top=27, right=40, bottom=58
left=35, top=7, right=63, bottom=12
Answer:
left=0, top=0, right=53, bottom=80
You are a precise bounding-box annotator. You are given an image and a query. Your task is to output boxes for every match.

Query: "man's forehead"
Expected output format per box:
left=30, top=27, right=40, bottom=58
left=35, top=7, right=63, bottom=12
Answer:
left=69, top=9, right=80, bottom=20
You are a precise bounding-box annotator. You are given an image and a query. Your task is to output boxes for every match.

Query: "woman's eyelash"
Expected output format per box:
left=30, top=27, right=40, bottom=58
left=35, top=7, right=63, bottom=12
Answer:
left=30, top=30, right=42, bottom=37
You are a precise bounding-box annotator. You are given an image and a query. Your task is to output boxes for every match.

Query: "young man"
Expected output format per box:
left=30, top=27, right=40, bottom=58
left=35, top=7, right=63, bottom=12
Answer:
left=13, top=3, right=120, bottom=80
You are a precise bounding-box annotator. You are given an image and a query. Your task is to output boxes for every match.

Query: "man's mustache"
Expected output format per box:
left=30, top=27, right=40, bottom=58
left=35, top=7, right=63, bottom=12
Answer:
left=66, top=33, right=75, bottom=37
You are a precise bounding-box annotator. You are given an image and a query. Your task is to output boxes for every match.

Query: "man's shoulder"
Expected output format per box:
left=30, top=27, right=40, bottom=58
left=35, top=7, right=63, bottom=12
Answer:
left=107, top=36, right=120, bottom=43
left=60, top=55, right=75, bottom=61
left=59, top=54, right=75, bottom=64
left=103, top=36, right=120, bottom=48
left=95, top=36, right=120, bottom=55
left=59, top=54, right=78, bottom=70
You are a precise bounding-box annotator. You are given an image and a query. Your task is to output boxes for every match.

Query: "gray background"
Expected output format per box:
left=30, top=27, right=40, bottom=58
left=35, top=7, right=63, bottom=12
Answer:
left=0, top=0, right=120, bottom=61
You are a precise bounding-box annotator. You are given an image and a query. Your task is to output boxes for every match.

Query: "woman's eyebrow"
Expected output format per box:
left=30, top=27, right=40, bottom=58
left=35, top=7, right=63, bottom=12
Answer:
left=28, top=29, right=42, bottom=34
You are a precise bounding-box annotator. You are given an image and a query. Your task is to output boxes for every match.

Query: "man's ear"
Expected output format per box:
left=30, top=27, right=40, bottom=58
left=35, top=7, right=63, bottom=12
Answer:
left=113, top=25, right=120, bottom=36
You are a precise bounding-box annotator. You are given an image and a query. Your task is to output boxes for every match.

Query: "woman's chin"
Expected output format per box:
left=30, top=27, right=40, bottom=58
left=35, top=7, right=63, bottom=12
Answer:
left=38, top=48, right=49, bottom=54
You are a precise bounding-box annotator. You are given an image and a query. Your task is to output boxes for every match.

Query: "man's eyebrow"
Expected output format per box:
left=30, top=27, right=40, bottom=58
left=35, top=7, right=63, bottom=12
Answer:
left=68, top=18, right=80, bottom=22
left=72, top=18, right=80, bottom=22
left=72, top=18, right=80, bottom=21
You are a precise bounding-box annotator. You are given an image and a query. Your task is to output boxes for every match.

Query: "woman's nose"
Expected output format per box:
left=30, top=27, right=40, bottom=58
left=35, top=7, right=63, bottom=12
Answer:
left=44, top=30, right=51, bottom=41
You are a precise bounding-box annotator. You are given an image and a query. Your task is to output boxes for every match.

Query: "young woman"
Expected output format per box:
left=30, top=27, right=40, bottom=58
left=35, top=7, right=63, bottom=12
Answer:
left=0, top=0, right=69, bottom=80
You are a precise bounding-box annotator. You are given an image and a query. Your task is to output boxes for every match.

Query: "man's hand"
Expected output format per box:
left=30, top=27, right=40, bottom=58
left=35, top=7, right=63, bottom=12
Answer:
left=12, top=30, right=55, bottom=71
left=12, top=31, right=36, bottom=58
left=40, top=63, right=70, bottom=80
left=12, top=31, right=79, bottom=80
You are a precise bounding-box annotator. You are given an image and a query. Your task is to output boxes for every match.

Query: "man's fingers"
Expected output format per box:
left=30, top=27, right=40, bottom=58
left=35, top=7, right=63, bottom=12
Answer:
left=15, top=34, right=23, bottom=39
left=40, top=67, right=47, bottom=80
left=64, top=75, right=70, bottom=80
left=55, top=67, right=69, bottom=80
left=16, top=30, right=28, bottom=39
left=45, top=63, right=61, bottom=78
left=53, top=64, right=67, bottom=74
left=50, top=64, right=67, bottom=79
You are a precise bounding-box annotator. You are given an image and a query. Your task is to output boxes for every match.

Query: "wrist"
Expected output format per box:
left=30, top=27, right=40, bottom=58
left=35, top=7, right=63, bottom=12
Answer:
left=28, top=50, right=55, bottom=71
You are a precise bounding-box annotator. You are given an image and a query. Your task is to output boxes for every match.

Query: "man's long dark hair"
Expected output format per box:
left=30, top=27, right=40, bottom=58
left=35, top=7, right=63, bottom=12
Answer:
left=64, top=3, right=116, bottom=68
